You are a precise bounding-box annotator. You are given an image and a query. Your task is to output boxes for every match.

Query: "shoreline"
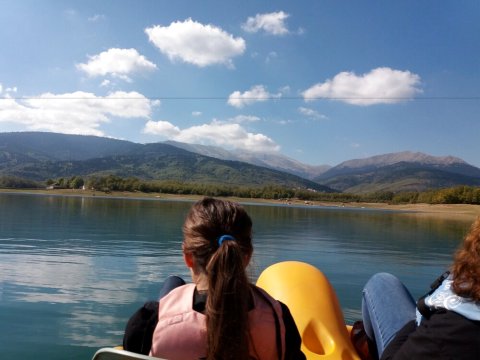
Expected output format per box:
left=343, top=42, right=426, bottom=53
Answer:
left=2, top=188, right=479, bottom=221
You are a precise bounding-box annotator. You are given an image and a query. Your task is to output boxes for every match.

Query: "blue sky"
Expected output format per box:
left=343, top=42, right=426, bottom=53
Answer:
left=1, top=0, right=479, bottom=167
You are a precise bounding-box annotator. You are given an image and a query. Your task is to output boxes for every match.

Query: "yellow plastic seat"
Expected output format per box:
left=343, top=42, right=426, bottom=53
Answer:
left=256, top=261, right=360, bottom=360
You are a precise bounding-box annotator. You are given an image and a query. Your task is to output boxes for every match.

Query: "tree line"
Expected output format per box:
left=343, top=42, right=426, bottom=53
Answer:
left=1, top=174, right=480, bottom=205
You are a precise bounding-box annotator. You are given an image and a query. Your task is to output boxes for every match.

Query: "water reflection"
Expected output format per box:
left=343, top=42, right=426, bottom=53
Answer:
left=0, top=194, right=473, bottom=359
left=244, top=203, right=468, bottom=318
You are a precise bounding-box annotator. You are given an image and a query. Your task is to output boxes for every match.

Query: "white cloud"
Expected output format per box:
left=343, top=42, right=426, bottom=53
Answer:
left=143, top=119, right=279, bottom=152
left=228, top=85, right=281, bottom=108
left=192, top=111, right=202, bottom=117
left=76, top=48, right=157, bottom=81
left=302, top=67, right=422, bottom=105
left=265, top=51, right=278, bottom=63
left=145, top=18, right=246, bottom=67
left=0, top=84, right=18, bottom=95
left=143, top=120, right=181, bottom=138
left=228, top=115, right=261, bottom=123
left=298, top=107, right=328, bottom=120
left=0, top=91, right=154, bottom=136
left=277, top=119, right=293, bottom=125
left=296, top=27, right=306, bottom=35
left=242, top=11, right=290, bottom=35
left=88, top=14, right=106, bottom=22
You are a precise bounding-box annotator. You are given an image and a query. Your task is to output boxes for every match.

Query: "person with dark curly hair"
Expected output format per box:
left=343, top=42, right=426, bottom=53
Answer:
left=361, top=217, right=480, bottom=360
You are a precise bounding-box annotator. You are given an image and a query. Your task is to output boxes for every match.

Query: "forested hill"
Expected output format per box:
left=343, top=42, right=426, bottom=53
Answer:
left=0, top=132, right=333, bottom=191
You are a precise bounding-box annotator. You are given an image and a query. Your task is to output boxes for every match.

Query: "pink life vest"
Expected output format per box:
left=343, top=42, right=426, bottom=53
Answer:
left=150, top=283, right=286, bottom=360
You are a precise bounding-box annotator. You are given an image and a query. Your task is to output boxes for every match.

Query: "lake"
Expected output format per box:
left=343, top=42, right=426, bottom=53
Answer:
left=0, top=192, right=472, bottom=360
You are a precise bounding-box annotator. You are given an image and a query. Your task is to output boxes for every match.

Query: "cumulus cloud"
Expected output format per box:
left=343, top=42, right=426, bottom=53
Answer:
left=242, top=11, right=290, bottom=35
left=145, top=19, right=246, bottom=67
left=298, top=107, right=328, bottom=120
left=228, top=115, right=261, bottom=123
left=76, top=48, right=157, bottom=81
left=143, top=119, right=279, bottom=152
left=0, top=91, right=154, bottom=136
left=143, top=120, right=181, bottom=138
left=302, top=67, right=422, bottom=105
left=228, top=85, right=281, bottom=108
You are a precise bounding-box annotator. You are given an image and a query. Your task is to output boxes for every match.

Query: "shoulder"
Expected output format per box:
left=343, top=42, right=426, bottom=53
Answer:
left=159, top=283, right=196, bottom=315
left=251, top=284, right=281, bottom=306
left=250, top=285, right=300, bottom=325
left=159, top=284, right=195, bottom=303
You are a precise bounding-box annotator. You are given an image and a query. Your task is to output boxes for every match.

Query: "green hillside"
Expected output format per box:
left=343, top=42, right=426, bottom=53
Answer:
left=0, top=132, right=334, bottom=192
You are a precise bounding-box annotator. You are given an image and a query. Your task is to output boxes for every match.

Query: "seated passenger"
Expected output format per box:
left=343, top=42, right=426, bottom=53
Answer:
left=361, top=217, right=480, bottom=360
left=123, top=197, right=305, bottom=360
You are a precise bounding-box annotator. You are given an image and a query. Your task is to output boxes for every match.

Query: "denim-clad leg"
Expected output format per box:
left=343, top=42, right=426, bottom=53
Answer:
left=159, top=275, right=186, bottom=299
left=362, top=273, right=416, bottom=358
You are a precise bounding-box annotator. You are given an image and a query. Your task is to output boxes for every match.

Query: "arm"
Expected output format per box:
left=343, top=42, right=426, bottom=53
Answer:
left=382, top=311, right=479, bottom=360
left=123, top=301, right=159, bottom=355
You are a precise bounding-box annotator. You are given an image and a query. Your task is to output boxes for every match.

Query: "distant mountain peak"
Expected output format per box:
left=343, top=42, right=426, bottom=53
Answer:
left=164, top=140, right=331, bottom=180
left=316, top=150, right=480, bottom=193
left=336, top=151, right=467, bottom=169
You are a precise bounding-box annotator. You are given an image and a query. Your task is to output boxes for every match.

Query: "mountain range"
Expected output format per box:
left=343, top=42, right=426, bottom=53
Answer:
left=166, top=140, right=480, bottom=193
left=0, top=132, right=331, bottom=192
left=1, top=131, right=480, bottom=194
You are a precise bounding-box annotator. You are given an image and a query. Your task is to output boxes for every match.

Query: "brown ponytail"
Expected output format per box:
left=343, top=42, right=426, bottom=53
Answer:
left=182, top=198, right=253, bottom=360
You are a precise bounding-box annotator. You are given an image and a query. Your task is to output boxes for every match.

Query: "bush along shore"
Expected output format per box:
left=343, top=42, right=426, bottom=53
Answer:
left=2, top=174, right=480, bottom=206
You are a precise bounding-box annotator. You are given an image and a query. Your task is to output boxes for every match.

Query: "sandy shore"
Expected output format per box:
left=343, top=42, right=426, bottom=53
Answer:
left=2, top=188, right=479, bottom=221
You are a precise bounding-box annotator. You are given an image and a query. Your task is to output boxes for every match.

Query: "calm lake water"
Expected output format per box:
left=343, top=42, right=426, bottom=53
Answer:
left=0, top=193, right=472, bottom=360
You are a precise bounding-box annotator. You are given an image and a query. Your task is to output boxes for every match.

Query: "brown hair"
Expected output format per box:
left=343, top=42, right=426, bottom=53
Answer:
left=182, top=197, right=253, bottom=360
left=451, top=217, right=480, bottom=301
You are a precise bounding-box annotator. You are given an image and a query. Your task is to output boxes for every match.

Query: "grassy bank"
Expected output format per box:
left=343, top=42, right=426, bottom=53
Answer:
left=2, top=188, right=480, bottom=221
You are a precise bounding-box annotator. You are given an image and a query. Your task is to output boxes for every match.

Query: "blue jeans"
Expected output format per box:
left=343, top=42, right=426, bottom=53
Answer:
left=362, top=273, right=416, bottom=358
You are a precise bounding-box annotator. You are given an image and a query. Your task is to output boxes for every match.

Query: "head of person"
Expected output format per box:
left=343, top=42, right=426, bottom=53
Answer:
left=451, top=217, right=480, bottom=301
left=182, top=197, right=253, bottom=360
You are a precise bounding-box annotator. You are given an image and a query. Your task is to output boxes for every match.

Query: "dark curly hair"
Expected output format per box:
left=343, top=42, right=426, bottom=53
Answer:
left=451, top=217, right=480, bottom=301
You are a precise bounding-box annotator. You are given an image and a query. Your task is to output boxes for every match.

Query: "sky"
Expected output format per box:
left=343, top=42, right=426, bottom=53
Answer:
left=0, top=0, right=479, bottom=167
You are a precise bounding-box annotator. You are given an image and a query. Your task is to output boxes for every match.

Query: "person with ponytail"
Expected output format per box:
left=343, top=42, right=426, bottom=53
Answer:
left=361, top=217, right=480, bottom=360
left=123, top=197, right=305, bottom=359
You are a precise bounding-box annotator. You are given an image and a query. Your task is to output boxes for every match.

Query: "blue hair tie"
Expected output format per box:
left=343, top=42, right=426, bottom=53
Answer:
left=217, top=234, right=236, bottom=246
